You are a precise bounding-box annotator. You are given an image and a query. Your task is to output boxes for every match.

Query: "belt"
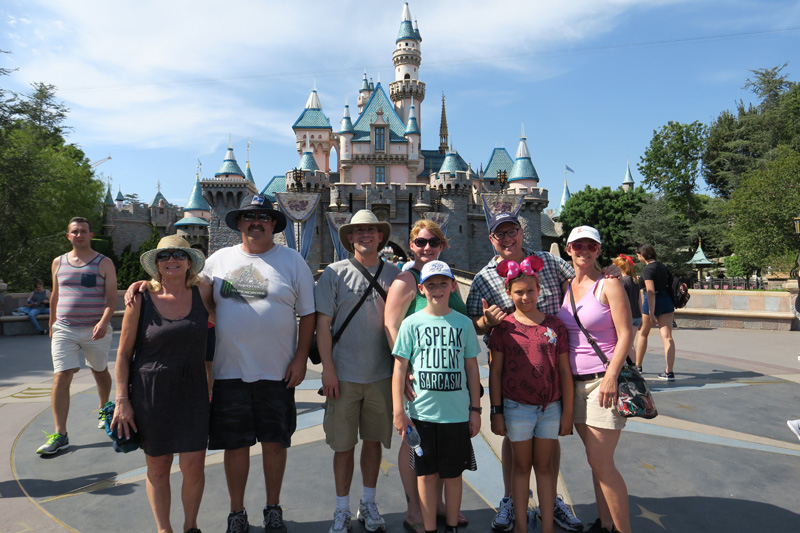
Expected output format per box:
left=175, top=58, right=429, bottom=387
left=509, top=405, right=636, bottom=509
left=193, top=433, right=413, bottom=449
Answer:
left=574, top=372, right=606, bottom=382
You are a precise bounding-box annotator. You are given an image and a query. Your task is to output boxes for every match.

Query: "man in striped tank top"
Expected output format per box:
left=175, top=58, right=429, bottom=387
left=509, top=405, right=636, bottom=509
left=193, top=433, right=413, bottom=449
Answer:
left=37, top=217, right=118, bottom=456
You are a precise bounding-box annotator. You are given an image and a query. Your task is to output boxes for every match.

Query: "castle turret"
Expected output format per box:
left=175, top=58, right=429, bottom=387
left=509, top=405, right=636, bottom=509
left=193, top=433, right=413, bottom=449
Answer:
left=622, top=161, right=635, bottom=192
left=175, top=174, right=211, bottom=246
left=389, top=2, right=425, bottom=126
left=555, top=178, right=571, bottom=219
left=293, top=87, right=334, bottom=172
left=115, top=187, right=124, bottom=210
left=339, top=102, right=355, bottom=181
left=357, top=71, right=372, bottom=114
left=404, top=97, right=421, bottom=178
left=430, top=146, right=470, bottom=268
left=508, top=124, right=540, bottom=193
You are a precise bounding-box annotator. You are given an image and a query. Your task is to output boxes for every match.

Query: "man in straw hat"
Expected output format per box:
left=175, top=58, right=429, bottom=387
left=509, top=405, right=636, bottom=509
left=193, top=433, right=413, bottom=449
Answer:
left=37, top=216, right=118, bottom=456
left=315, top=209, right=400, bottom=533
left=203, top=193, right=316, bottom=533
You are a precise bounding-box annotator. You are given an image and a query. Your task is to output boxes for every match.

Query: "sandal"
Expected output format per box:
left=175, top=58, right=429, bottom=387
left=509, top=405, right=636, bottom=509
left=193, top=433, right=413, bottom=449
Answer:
left=403, top=519, right=425, bottom=533
left=436, top=512, right=468, bottom=527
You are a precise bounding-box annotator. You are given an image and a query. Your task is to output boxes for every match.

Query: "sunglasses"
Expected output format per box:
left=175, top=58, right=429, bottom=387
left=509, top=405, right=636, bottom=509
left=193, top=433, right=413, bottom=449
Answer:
left=413, top=237, right=442, bottom=248
left=241, top=212, right=272, bottom=222
left=156, top=250, right=188, bottom=262
left=491, top=227, right=520, bottom=240
left=569, top=242, right=599, bottom=252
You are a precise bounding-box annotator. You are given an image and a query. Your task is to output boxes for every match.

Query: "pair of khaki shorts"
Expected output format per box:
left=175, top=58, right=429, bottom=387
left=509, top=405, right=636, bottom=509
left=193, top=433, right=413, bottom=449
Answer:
left=573, top=376, right=626, bottom=431
left=51, top=322, right=113, bottom=373
left=323, top=377, right=392, bottom=452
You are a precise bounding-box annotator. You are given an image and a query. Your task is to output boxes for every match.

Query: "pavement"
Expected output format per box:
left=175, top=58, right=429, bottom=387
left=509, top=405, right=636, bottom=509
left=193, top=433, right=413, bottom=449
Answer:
left=1, top=326, right=799, bottom=533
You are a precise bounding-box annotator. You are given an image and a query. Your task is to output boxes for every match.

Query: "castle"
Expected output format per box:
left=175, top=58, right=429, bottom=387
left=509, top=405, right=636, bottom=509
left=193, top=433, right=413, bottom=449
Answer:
left=101, top=3, right=632, bottom=272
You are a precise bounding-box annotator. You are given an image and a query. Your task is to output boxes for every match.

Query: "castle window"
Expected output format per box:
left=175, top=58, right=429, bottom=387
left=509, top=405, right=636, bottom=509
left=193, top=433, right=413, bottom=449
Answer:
left=404, top=74, right=410, bottom=80
left=375, top=127, right=385, bottom=151
left=376, top=166, right=386, bottom=184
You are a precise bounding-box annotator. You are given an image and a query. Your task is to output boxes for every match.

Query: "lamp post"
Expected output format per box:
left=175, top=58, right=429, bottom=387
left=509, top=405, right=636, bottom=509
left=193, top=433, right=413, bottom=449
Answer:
left=497, top=169, right=508, bottom=192
left=791, top=210, right=800, bottom=279
left=291, top=168, right=304, bottom=253
left=433, top=197, right=442, bottom=212
left=336, top=195, right=343, bottom=212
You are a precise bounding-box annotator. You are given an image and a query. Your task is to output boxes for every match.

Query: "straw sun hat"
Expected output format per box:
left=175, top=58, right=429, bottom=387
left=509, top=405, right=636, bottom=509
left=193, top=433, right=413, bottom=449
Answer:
left=139, top=235, right=206, bottom=279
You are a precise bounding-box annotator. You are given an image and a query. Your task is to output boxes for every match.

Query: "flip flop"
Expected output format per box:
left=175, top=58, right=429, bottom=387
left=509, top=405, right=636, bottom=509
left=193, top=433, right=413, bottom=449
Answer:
left=436, top=512, right=469, bottom=527
left=403, top=519, right=425, bottom=533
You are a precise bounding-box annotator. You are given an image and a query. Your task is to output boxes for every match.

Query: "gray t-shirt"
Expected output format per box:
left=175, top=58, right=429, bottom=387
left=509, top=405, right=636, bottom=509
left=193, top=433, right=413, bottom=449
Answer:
left=315, top=258, right=400, bottom=384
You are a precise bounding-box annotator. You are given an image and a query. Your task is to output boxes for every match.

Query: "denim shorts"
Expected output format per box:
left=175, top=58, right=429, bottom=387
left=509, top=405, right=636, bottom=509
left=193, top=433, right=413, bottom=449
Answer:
left=503, top=399, right=562, bottom=441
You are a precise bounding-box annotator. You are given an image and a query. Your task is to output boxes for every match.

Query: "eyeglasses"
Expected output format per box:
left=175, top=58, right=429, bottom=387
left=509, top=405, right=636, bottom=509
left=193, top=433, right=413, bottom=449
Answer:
left=241, top=212, right=272, bottom=222
left=156, top=250, right=189, bottom=262
left=491, top=228, right=520, bottom=240
left=413, top=237, right=442, bottom=248
left=352, top=227, right=379, bottom=235
left=569, top=242, right=599, bottom=252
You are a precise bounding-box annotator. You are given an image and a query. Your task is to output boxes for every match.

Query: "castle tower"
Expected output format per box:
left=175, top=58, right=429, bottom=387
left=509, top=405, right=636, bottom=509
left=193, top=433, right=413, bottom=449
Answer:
left=338, top=102, right=355, bottom=181
left=357, top=71, right=373, bottom=114
left=175, top=174, right=211, bottom=246
left=103, top=185, right=115, bottom=236
left=508, top=124, right=540, bottom=193
left=115, top=187, right=124, bottom=210
left=438, top=94, right=449, bottom=155
left=389, top=3, right=425, bottom=127
left=293, top=88, right=334, bottom=172
left=404, top=97, right=421, bottom=179
left=622, top=161, right=635, bottom=192
left=555, top=177, right=570, bottom=219
left=201, top=143, right=258, bottom=253
left=431, top=148, right=470, bottom=267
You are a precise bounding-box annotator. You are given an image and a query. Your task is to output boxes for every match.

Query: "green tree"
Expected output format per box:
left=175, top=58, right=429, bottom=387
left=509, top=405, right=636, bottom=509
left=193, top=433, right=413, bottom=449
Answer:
left=727, top=145, right=800, bottom=273
left=625, top=196, right=691, bottom=277
left=689, top=195, right=732, bottom=260
left=558, top=185, right=649, bottom=265
left=638, top=121, right=708, bottom=223
left=114, top=226, right=161, bottom=289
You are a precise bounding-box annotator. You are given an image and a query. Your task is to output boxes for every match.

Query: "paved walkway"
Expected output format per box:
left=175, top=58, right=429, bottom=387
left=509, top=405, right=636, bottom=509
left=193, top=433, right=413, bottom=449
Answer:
left=1, top=326, right=799, bottom=532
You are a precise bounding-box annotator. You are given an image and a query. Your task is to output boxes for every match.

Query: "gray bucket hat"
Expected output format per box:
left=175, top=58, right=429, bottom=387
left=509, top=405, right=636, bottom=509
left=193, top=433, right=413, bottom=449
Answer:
left=337, top=210, right=392, bottom=255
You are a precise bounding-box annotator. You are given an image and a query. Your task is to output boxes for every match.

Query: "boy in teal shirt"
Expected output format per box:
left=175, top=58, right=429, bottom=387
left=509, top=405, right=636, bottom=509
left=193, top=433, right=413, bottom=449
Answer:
left=392, top=261, right=482, bottom=533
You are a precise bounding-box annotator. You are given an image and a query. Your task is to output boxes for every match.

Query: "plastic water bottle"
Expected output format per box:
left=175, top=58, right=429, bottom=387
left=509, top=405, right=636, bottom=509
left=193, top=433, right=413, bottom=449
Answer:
left=406, top=425, right=423, bottom=457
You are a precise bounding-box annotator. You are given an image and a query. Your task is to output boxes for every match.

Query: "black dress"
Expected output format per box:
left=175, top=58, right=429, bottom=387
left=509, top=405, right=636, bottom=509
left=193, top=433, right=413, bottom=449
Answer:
left=131, top=287, right=209, bottom=457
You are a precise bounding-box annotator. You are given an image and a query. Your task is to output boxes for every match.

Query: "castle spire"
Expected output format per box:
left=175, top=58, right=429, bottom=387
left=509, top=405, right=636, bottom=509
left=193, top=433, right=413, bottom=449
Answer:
left=439, top=93, right=449, bottom=155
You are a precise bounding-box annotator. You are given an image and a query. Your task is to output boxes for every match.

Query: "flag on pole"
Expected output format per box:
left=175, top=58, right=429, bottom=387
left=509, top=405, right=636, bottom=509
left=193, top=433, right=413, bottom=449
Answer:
left=565, top=165, right=574, bottom=173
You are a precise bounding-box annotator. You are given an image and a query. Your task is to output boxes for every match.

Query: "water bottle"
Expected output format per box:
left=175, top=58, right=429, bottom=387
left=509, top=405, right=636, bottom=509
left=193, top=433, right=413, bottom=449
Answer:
left=406, top=425, right=423, bottom=457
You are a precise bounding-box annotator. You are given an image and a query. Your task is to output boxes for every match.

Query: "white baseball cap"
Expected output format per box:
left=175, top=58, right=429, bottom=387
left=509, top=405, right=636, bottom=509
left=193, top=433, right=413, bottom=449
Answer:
left=419, top=260, right=455, bottom=283
left=567, top=226, right=602, bottom=245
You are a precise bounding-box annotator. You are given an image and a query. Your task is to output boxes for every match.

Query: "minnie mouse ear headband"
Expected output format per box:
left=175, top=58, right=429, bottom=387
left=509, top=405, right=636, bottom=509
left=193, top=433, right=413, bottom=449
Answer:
left=619, top=253, right=635, bottom=267
left=497, top=255, right=544, bottom=288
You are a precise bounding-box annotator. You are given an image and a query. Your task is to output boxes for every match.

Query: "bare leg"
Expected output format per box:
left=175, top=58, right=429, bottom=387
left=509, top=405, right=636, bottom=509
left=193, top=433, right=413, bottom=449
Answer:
left=180, top=450, right=206, bottom=532
left=443, top=477, right=462, bottom=529
left=91, top=367, right=112, bottom=408
left=333, top=448, right=355, bottom=497
left=510, top=438, right=533, bottom=533
left=501, top=435, right=513, bottom=496
left=417, top=473, right=439, bottom=531
left=575, top=423, right=631, bottom=533
left=635, top=315, right=652, bottom=367
left=657, top=312, right=676, bottom=373
left=533, top=438, right=557, bottom=533
left=224, top=447, right=250, bottom=511
left=262, top=442, right=286, bottom=506
left=360, top=440, right=382, bottom=490
left=52, top=369, right=76, bottom=435
left=399, top=441, right=424, bottom=530
left=145, top=453, right=175, bottom=533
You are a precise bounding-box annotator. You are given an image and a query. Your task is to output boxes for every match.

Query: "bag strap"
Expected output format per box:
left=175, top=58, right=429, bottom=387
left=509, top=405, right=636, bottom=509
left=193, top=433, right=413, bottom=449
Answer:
left=568, top=279, right=610, bottom=366
left=332, top=259, right=386, bottom=343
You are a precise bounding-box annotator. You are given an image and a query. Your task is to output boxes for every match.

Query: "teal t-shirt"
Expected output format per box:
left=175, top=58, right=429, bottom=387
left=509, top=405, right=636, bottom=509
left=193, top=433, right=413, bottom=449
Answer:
left=393, top=310, right=479, bottom=423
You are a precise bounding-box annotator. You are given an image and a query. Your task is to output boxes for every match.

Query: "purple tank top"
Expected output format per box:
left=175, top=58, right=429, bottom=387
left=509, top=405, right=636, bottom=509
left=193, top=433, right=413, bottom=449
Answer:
left=556, top=278, right=618, bottom=375
left=55, top=253, right=108, bottom=328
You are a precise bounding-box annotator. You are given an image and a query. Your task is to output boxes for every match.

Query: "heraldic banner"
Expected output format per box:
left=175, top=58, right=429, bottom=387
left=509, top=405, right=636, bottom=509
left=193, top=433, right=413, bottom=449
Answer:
left=276, top=192, right=320, bottom=259
left=481, top=193, right=524, bottom=228
left=326, top=212, right=353, bottom=261
left=421, top=212, right=451, bottom=237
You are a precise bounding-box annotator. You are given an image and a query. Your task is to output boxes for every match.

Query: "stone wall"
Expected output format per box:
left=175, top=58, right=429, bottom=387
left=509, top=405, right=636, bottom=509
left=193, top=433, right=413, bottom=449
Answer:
left=675, top=289, right=799, bottom=330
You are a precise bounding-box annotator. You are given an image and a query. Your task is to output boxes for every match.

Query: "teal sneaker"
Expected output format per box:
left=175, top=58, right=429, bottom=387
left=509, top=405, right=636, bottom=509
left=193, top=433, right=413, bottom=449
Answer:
left=98, top=409, right=107, bottom=429
left=37, top=432, right=69, bottom=455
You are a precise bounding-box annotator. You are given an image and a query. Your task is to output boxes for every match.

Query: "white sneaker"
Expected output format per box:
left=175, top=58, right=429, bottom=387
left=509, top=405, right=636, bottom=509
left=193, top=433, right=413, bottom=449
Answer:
left=357, top=500, right=385, bottom=532
left=328, top=508, right=352, bottom=533
left=554, top=495, right=583, bottom=532
left=788, top=419, right=800, bottom=442
left=492, top=496, right=514, bottom=531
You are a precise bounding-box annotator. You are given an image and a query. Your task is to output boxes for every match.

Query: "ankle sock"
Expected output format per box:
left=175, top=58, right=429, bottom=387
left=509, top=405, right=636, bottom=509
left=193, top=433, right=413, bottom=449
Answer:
left=336, top=494, right=350, bottom=511
left=361, top=486, right=376, bottom=503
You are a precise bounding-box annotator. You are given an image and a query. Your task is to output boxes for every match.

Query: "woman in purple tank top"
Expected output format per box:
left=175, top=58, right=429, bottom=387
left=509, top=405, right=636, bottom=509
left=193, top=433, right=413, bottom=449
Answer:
left=556, top=226, right=633, bottom=533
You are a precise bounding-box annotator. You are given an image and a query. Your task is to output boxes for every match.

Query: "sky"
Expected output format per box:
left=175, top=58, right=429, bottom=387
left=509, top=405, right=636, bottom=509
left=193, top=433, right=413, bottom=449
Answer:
left=3, top=0, right=799, bottom=208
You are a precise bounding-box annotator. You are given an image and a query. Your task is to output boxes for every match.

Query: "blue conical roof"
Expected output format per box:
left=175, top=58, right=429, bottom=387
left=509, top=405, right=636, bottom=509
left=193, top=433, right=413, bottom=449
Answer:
left=105, top=186, right=114, bottom=206
left=555, top=179, right=571, bottom=218
left=483, top=148, right=513, bottom=181
left=509, top=125, right=539, bottom=182
left=150, top=191, right=170, bottom=208
left=115, top=189, right=124, bottom=201
left=405, top=101, right=420, bottom=135
left=397, top=4, right=418, bottom=42
left=439, top=152, right=460, bottom=175
left=245, top=162, right=256, bottom=185
left=623, top=162, right=635, bottom=185
left=340, top=104, right=355, bottom=134
left=185, top=176, right=210, bottom=211
left=299, top=151, right=319, bottom=172
left=360, top=72, right=370, bottom=92
left=215, top=145, right=245, bottom=178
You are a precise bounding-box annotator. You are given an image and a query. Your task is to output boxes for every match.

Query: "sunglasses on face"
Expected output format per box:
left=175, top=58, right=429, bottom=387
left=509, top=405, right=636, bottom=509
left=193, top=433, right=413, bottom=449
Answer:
left=491, top=228, right=520, bottom=240
left=569, top=242, right=599, bottom=252
left=413, top=237, right=442, bottom=248
left=241, top=212, right=272, bottom=222
left=156, top=250, right=188, bottom=262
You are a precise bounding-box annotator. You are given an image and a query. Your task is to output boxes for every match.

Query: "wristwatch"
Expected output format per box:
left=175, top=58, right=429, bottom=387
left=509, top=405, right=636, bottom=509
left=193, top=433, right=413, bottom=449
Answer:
left=469, top=406, right=483, bottom=414
left=490, top=405, right=503, bottom=415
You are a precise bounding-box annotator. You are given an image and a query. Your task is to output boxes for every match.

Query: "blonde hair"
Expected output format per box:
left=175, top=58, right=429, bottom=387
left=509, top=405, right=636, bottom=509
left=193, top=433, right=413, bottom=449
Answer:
left=409, top=219, right=449, bottom=248
left=148, top=259, right=201, bottom=292
left=612, top=256, right=636, bottom=278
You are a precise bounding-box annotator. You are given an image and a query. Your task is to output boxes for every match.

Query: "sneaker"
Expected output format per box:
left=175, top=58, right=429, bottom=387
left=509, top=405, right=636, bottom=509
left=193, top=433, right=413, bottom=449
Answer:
left=226, top=509, right=249, bottom=533
left=491, top=496, right=514, bottom=531
left=185, top=529, right=202, bottom=533
left=98, top=410, right=107, bottom=429
left=357, top=500, right=385, bottom=532
left=329, top=508, right=353, bottom=533
left=788, top=420, right=800, bottom=442
left=554, top=495, right=583, bottom=531
left=37, top=432, right=69, bottom=455
left=636, top=365, right=643, bottom=373
left=263, top=505, right=287, bottom=533
left=657, top=372, right=675, bottom=381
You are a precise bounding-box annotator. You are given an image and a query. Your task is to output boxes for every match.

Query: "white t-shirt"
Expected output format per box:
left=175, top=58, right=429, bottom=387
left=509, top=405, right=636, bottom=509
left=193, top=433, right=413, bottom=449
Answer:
left=202, top=244, right=315, bottom=382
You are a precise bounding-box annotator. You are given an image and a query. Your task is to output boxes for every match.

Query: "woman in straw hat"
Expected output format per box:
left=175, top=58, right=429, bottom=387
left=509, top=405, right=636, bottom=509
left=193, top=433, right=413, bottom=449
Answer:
left=111, top=235, right=214, bottom=533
